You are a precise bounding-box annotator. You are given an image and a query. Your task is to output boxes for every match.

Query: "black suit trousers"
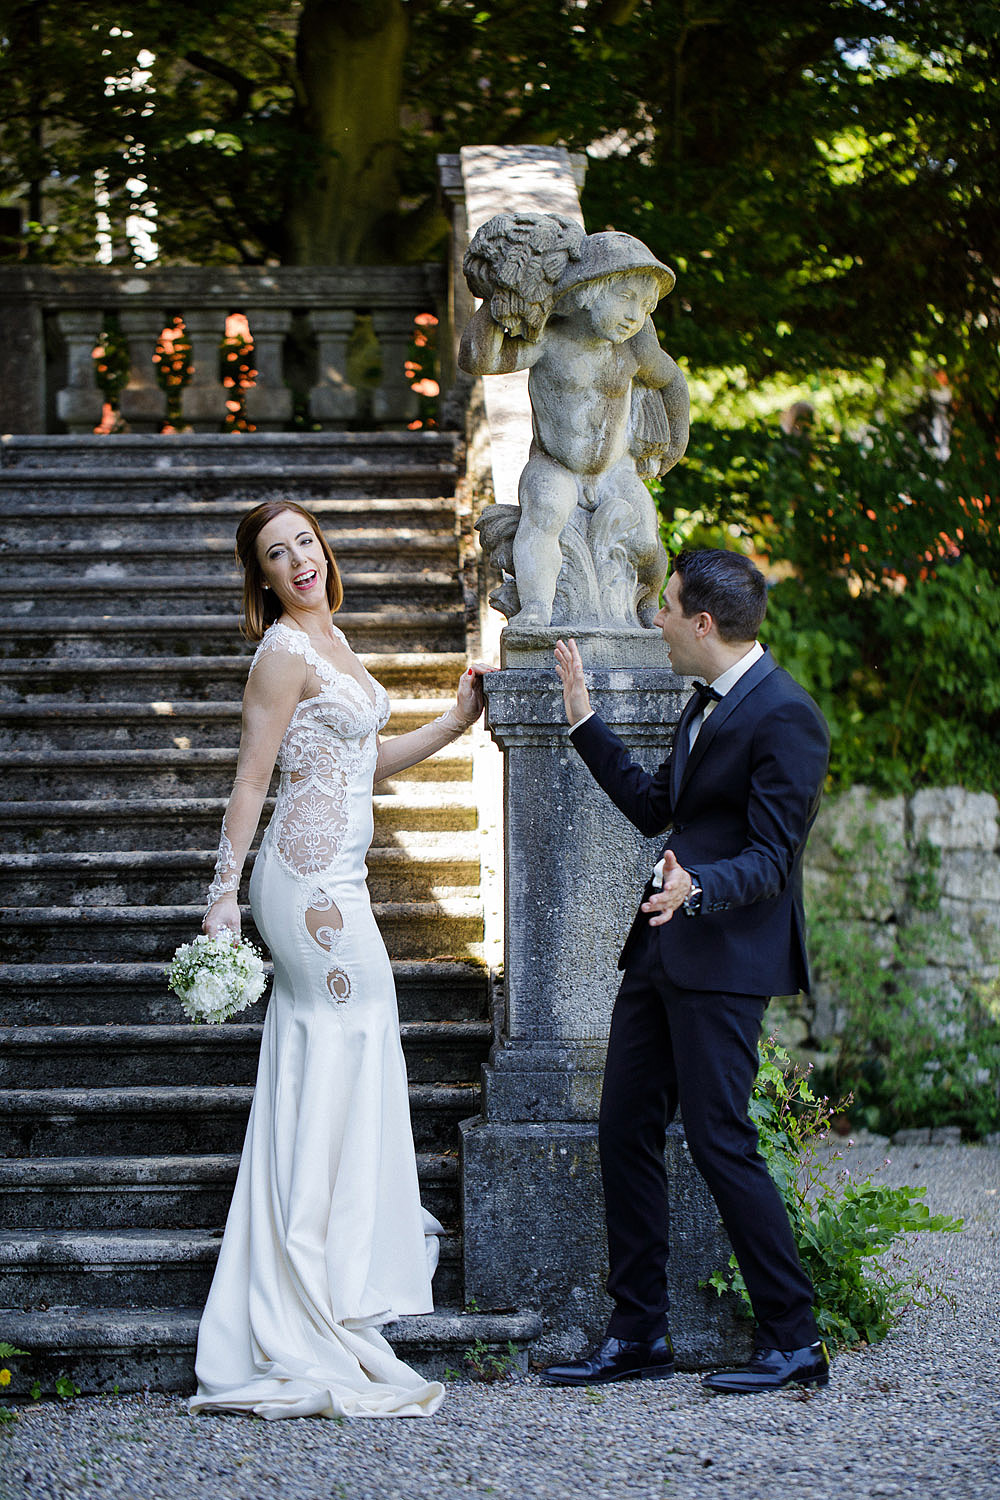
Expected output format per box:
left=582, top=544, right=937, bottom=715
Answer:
left=599, top=923, right=819, bottom=1349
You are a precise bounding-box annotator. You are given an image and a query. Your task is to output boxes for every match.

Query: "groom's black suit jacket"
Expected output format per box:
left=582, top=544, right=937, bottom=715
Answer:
left=570, top=649, right=830, bottom=997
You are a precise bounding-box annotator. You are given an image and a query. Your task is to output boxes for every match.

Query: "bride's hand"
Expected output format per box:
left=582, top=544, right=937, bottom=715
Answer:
left=203, top=895, right=241, bottom=942
left=454, top=661, right=494, bottom=726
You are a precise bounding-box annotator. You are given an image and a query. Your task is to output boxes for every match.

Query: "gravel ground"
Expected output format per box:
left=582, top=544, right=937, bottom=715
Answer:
left=2, top=1143, right=997, bottom=1500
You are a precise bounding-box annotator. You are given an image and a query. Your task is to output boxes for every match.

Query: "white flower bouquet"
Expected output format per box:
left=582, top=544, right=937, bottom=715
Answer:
left=166, top=929, right=267, bottom=1024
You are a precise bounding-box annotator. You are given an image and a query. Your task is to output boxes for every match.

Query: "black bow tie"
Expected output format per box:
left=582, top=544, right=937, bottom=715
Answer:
left=690, top=681, right=722, bottom=712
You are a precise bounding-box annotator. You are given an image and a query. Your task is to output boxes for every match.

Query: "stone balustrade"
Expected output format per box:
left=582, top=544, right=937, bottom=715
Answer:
left=0, top=264, right=446, bottom=434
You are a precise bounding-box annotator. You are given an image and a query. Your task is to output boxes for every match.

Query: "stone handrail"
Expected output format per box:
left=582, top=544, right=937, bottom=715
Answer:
left=0, top=264, right=446, bottom=434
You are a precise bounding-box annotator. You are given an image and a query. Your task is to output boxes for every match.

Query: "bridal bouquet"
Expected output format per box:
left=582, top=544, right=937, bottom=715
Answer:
left=167, top=929, right=267, bottom=1024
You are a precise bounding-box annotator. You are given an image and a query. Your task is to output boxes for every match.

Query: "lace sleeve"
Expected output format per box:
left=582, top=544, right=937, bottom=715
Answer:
left=373, top=706, right=470, bottom=784
left=204, top=627, right=308, bottom=911
left=206, top=824, right=239, bottom=908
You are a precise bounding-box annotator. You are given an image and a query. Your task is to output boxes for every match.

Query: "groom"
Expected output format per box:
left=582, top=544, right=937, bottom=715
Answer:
left=546, top=548, right=830, bottom=1395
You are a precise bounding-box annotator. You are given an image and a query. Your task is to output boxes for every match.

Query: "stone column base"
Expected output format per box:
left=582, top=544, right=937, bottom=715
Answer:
left=462, top=1117, right=752, bottom=1368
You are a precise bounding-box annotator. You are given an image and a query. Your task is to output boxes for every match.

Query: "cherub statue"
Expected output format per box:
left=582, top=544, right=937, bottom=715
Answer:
left=459, top=213, right=690, bottom=630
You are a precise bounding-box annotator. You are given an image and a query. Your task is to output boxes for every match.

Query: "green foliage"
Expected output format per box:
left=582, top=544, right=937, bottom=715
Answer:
left=445, top=1338, right=520, bottom=1384
left=806, top=820, right=1000, bottom=1139
left=2, top=1, right=998, bottom=432
left=709, top=1039, right=963, bottom=1349
left=582, top=0, right=1000, bottom=433
left=0, top=1341, right=26, bottom=1421
left=765, top=559, right=1000, bottom=793
left=22, top=1371, right=79, bottom=1403
left=656, top=412, right=1000, bottom=792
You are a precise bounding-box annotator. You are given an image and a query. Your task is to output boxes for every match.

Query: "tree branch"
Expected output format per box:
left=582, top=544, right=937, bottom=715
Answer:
left=183, top=50, right=258, bottom=114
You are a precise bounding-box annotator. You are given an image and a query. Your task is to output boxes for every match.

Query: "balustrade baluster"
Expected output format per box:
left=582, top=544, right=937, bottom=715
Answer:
left=1, top=264, right=447, bottom=434
left=118, top=308, right=168, bottom=432
left=370, top=308, right=420, bottom=426
left=55, top=311, right=104, bottom=434
left=242, top=310, right=293, bottom=431
left=179, top=308, right=229, bottom=431
left=307, top=309, right=358, bottom=425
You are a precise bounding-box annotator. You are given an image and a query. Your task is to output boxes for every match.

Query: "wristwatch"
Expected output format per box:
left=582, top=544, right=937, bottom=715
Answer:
left=682, top=874, right=703, bottom=917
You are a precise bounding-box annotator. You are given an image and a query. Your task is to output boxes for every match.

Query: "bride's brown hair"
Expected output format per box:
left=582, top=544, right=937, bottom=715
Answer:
left=236, top=500, right=344, bottom=641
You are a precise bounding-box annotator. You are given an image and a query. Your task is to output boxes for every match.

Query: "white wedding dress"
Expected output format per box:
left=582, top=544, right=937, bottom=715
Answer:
left=189, top=622, right=445, bottom=1419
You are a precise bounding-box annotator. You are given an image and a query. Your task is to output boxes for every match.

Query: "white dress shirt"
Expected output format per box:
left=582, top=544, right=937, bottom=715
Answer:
left=684, top=640, right=764, bottom=751
left=651, top=641, right=764, bottom=890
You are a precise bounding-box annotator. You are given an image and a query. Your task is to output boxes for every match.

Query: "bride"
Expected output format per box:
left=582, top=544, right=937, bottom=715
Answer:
left=189, top=498, right=489, bottom=1420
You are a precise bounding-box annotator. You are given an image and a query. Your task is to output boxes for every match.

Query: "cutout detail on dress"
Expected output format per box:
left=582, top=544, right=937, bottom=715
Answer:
left=305, top=891, right=352, bottom=1004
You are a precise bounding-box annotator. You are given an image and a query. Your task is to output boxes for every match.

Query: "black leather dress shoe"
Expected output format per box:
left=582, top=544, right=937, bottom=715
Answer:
left=701, top=1340, right=830, bottom=1394
left=541, top=1334, right=675, bottom=1387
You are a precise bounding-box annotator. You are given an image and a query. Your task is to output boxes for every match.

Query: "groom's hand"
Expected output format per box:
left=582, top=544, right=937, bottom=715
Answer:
left=641, top=850, right=692, bottom=925
left=554, top=638, right=592, bottom=725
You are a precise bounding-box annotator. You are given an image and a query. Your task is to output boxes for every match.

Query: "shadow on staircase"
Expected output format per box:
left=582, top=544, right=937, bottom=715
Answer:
left=0, top=432, right=539, bottom=1392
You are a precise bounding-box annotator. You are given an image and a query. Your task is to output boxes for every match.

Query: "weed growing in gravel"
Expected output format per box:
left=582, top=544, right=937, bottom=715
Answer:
left=445, top=1339, right=520, bottom=1383
left=0, top=1343, right=27, bottom=1424
left=708, top=1038, right=963, bottom=1349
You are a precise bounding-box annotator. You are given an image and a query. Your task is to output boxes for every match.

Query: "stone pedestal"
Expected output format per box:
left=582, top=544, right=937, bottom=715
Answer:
left=463, top=630, right=751, bottom=1366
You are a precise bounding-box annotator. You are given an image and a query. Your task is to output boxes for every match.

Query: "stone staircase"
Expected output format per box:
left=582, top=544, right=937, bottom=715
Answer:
left=0, top=432, right=537, bottom=1392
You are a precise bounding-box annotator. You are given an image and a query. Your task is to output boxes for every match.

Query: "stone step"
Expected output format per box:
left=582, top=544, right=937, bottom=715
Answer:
left=0, top=899, right=484, bottom=963
left=0, top=838, right=481, bottom=905
left=0, top=466, right=458, bottom=505
left=0, top=786, right=479, bottom=852
left=0, top=1021, right=491, bottom=1088
left=0, top=532, right=459, bottom=576
left=0, top=1227, right=463, bottom=1310
left=0, top=650, right=467, bottom=703
left=0, top=608, right=465, bottom=659
left=0, top=428, right=504, bottom=1373
left=0, top=430, right=459, bottom=471
left=0, top=697, right=466, bottom=751
left=0, top=1306, right=541, bottom=1394
left=0, top=492, right=457, bottom=519
left=0, top=740, right=473, bottom=800
left=0, top=1150, right=461, bottom=1230
left=0, top=572, right=462, bottom=616
left=0, top=494, right=454, bottom=520
left=0, top=1082, right=479, bottom=1156
left=0, top=959, right=489, bottom=1026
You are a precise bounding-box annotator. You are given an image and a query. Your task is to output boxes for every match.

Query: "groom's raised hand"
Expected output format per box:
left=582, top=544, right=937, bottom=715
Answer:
left=554, top=638, right=592, bottom=726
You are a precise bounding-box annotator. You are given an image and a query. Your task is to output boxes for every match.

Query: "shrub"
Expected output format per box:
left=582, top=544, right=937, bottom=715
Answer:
left=709, top=1040, right=963, bottom=1349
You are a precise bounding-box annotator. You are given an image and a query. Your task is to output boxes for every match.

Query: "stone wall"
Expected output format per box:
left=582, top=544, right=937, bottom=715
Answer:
left=770, top=786, right=1000, bottom=1131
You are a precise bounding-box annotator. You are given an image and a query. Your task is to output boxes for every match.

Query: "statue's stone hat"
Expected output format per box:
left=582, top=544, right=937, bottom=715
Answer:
left=553, top=231, right=675, bottom=302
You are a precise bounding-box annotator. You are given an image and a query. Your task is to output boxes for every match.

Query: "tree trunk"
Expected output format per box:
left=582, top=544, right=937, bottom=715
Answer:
left=283, top=0, right=408, bottom=265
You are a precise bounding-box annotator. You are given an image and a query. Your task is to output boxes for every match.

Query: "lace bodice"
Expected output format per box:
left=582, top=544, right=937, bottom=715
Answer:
left=207, top=622, right=391, bottom=902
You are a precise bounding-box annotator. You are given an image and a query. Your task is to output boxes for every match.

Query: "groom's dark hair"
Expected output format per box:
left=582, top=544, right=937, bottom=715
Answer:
left=672, top=549, right=767, bottom=642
